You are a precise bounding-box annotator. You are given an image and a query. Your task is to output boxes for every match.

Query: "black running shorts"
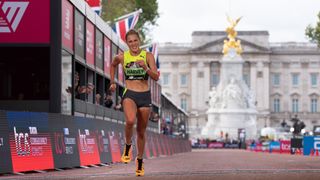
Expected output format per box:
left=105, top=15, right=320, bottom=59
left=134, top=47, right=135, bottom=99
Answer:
left=122, top=89, right=152, bottom=108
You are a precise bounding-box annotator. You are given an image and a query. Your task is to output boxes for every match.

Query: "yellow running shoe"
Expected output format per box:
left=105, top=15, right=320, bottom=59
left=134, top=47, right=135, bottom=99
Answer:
left=135, top=157, right=144, bottom=177
left=121, top=144, right=132, bottom=163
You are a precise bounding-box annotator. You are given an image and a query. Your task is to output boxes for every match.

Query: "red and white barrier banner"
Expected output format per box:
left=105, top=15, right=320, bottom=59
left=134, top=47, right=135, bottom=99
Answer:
left=0, top=111, right=191, bottom=174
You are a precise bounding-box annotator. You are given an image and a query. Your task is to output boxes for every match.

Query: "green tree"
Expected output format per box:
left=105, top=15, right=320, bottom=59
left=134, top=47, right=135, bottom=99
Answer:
left=101, top=0, right=159, bottom=43
left=305, top=12, right=320, bottom=47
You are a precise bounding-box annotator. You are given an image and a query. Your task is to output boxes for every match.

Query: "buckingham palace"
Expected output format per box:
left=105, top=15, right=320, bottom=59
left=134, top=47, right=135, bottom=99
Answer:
left=158, top=31, right=320, bottom=139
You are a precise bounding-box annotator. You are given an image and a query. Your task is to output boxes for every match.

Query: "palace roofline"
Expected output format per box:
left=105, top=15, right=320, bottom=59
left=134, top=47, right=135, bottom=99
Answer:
left=192, top=31, right=269, bottom=36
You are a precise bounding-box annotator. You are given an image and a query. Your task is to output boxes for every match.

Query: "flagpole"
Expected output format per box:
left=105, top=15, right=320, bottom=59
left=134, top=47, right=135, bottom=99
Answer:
left=114, top=8, right=143, bottom=22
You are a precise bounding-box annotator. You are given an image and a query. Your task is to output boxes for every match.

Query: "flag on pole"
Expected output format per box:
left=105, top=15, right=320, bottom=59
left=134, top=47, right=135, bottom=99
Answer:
left=86, top=0, right=102, bottom=16
left=112, top=9, right=143, bottom=41
left=145, top=43, right=160, bottom=74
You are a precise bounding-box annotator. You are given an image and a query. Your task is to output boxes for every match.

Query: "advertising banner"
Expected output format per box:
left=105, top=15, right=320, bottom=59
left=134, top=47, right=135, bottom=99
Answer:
left=154, top=133, right=162, bottom=156
left=7, top=112, right=54, bottom=172
left=303, top=136, right=320, bottom=156
left=49, top=115, right=80, bottom=168
left=117, top=49, right=124, bottom=84
left=111, top=43, right=118, bottom=79
left=280, top=140, right=291, bottom=154
left=95, top=29, right=103, bottom=70
left=131, top=132, right=138, bottom=158
left=0, top=111, right=12, bottom=174
left=146, top=132, right=154, bottom=157
left=0, top=0, right=50, bottom=43
left=269, top=141, right=280, bottom=153
left=108, top=123, right=121, bottom=163
left=74, top=10, right=85, bottom=60
left=104, top=37, right=111, bottom=76
left=94, top=119, right=112, bottom=164
left=114, top=123, right=136, bottom=161
left=255, top=143, right=262, bottom=152
left=62, top=0, right=74, bottom=52
left=261, top=141, right=269, bottom=152
left=144, top=134, right=151, bottom=159
left=208, top=142, right=224, bottom=149
left=150, top=132, right=158, bottom=157
left=118, top=65, right=124, bottom=85
left=160, top=135, right=167, bottom=155
left=86, top=20, right=95, bottom=67
left=164, top=136, right=171, bottom=155
left=74, top=117, right=100, bottom=166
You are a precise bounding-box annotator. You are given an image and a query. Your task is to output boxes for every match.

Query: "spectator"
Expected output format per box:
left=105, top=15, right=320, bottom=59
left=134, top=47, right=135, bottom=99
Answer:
left=17, top=92, right=24, bottom=100
left=66, top=71, right=86, bottom=99
left=95, top=93, right=101, bottom=105
left=104, top=91, right=113, bottom=108
left=86, top=83, right=95, bottom=94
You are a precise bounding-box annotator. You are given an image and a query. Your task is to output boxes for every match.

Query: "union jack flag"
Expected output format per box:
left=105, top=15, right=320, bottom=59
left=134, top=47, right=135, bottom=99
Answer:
left=85, top=0, right=102, bottom=16
left=112, top=9, right=142, bottom=41
left=145, top=43, right=160, bottom=73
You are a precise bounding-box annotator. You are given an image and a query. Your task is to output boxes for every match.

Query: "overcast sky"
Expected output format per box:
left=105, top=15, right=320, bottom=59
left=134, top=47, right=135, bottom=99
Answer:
left=151, top=0, right=320, bottom=43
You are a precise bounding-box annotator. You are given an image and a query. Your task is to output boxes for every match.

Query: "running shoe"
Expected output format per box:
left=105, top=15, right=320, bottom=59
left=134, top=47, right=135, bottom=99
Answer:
left=121, top=144, right=132, bottom=163
left=135, top=157, right=144, bottom=176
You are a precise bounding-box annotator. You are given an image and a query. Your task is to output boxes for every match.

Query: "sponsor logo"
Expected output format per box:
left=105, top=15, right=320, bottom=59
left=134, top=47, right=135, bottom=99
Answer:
left=64, top=128, right=69, bottom=135
left=79, top=129, right=95, bottom=153
left=281, top=143, right=290, bottom=150
left=30, top=137, right=47, bottom=145
left=29, top=126, right=37, bottom=134
left=14, top=126, right=31, bottom=156
left=314, top=137, right=320, bottom=150
left=0, top=1, right=29, bottom=33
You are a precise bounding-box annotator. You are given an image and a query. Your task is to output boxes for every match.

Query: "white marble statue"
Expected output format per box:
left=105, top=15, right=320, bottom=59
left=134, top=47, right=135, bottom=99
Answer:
left=222, top=77, right=244, bottom=108
left=209, top=87, right=218, bottom=108
left=247, top=88, right=256, bottom=108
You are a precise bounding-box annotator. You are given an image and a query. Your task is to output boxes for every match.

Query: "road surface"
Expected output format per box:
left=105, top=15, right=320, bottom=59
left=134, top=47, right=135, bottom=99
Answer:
left=1, top=149, right=320, bottom=179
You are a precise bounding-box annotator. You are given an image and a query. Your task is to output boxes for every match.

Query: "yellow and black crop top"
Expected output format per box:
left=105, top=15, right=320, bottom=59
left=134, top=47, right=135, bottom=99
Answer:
left=123, top=50, right=149, bottom=80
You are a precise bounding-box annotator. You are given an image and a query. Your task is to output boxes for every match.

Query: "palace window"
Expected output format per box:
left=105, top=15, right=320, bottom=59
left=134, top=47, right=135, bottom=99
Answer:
left=292, top=74, right=299, bottom=86
left=311, top=98, right=318, bottom=113
left=181, top=98, right=187, bottom=111
left=311, top=73, right=318, bottom=87
left=292, top=98, right=299, bottom=113
left=272, top=74, right=280, bottom=86
left=273, top=98, right=280, bottom=112
left=180, top=74, right=188, bottom=86
left=211, top=74, right=219, bottom=86
left=162, top=73, right=170, bottom=86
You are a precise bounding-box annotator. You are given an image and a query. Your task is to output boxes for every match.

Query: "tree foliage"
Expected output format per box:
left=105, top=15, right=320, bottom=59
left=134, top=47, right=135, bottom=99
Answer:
left=305, top=12, right=320, bottom=47
left=101, top=0, right=159, bottom=43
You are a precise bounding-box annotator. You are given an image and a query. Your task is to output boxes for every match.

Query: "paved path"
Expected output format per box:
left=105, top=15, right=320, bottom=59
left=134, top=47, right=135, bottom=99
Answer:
left=1, top=149, right=320, bottom=180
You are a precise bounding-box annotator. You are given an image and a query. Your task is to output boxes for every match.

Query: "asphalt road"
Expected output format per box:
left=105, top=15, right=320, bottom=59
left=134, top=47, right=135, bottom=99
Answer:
left=1, top=149, right=320, bottom=180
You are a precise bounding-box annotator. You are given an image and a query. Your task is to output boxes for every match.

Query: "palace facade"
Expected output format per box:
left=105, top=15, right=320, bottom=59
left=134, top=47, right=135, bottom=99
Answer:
left=158, top=31, right=320, bottom=138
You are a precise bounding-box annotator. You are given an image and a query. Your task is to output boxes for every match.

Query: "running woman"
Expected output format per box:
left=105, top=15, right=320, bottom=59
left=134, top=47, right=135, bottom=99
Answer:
left=109, top=29, right=159, bottom=176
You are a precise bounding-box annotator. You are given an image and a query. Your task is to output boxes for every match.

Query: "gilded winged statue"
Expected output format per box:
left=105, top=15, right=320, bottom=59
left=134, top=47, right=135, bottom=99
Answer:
left=223, top=16, right=243, bottom=55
